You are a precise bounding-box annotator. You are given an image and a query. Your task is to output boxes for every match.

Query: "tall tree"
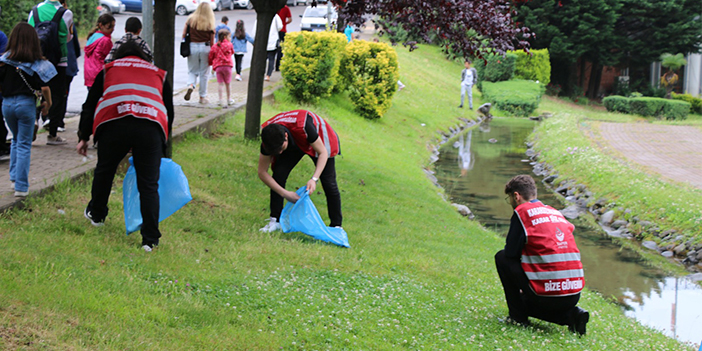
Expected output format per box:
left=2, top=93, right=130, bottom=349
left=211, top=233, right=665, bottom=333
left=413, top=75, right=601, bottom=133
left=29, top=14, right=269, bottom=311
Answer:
left=243, top=0, right=532, bottom=139
left=517, top=0, right=619, bottom=98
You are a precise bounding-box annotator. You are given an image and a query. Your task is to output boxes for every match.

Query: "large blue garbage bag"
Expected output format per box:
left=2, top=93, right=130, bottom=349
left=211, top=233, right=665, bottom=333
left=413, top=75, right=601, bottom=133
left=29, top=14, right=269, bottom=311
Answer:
left=123, top=157, right=193, bottom=234
left=280, top=187, right=350, bottom=248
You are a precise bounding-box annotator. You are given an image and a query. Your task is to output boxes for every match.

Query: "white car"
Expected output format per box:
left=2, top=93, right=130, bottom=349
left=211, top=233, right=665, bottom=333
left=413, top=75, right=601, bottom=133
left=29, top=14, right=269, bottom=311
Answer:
left=287, top=0, right=308, bottom=6
left=176, top=0, right=199, bottom=16
left=300, top=5, right=338, bottom=32
left=232, top=0, right=253, bottom=9
left=99, top=0, right=126, bottom=14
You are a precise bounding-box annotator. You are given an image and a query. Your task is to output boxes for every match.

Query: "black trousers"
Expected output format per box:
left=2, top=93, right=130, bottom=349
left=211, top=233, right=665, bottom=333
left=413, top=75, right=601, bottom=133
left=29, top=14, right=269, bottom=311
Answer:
left=266, top=50, right=277, bottom=77
left=270, top=146, right=342, bottom=227
left=494, top=249, right=580, bottom=325
left=234, top=54, right=244, bottom=75
left=46, top=66, right=66, bottom=136
left=87, top=117, right=164, bottom=246
left=275, top=31, right=286, bottom=71
left=58, top=75, right=75, bottom=128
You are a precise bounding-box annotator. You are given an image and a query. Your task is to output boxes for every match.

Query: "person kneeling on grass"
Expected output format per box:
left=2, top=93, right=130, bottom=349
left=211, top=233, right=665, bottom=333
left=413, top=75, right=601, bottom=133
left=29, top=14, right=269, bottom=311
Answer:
left=257, top=110, right=342, bottom=232
left=495, top=174, right=590, bottom=335
left=77, top=41, right=174, bottom=252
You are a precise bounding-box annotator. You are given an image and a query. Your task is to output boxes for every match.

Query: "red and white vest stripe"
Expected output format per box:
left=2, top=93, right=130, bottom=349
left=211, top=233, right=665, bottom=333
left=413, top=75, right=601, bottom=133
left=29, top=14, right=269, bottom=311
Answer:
left=261, top=110, right=340, bottom=158
left=516, top=201, right=585, bottom=297
left=93, top=56, right=169, bottom=139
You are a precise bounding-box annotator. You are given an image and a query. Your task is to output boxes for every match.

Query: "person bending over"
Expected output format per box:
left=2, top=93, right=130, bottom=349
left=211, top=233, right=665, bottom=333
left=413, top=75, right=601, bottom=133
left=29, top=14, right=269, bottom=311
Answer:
left=257, top=110, right=342, bottom=232
left=495, top=174, right=590, bottom=335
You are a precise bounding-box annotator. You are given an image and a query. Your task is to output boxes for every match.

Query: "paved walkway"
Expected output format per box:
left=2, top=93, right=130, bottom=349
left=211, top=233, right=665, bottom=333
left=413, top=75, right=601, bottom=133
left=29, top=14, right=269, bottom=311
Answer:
left=0, top=69, right=283, bottom=211
left=597, top=122, right=702, bottom=189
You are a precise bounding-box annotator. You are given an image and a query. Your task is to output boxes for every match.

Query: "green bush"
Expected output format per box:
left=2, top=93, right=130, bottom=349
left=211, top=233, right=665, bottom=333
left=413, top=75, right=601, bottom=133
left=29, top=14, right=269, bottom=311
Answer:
left=0, top=0, right=97, bottom=35
left=603, top=95, right=631, bottom=113
left=672, top=92, right=702, bottom=114
left=475, top=52, right=517, bottom=91
left=481, top=80, right=544, bottom=117
left=511, top=48, right=551, bottom=85
left=280, top=31, right=347, bottom=104
left=629, top=97, right=690, bottom=120
left=339, top=40, right=399, bottom=119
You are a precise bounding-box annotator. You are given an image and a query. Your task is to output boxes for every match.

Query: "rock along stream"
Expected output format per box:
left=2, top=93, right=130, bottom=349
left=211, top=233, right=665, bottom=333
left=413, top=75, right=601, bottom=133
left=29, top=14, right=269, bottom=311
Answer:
left=433, top=117, right=701, bottom=347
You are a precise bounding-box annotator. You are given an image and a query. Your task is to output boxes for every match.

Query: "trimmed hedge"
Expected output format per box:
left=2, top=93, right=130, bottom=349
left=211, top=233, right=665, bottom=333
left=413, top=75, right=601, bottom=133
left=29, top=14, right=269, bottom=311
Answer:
left=603, top=95, right=631, bottom=113
left=475, top=52, right=517, bottom=91
left=280, top=31, right=347, bottom=104
left=672, top=92, right=702, bottom=114
left=511, top=48, right=551, bottom=86
left=339, top=40, right=399, bottom=119
left=481, top=80, right=544, bottom=117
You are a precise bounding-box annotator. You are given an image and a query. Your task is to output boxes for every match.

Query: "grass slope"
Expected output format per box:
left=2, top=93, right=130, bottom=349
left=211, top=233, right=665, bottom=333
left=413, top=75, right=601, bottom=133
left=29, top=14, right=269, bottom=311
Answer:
left=0, top=45, right=691, bottom=350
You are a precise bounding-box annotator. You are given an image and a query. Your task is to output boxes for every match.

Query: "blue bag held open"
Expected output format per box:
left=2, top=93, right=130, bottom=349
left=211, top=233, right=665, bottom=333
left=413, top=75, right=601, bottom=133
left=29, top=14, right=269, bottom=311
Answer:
left=280, top=187, right=350, bottom=248
left=123, top=157, right=193, bottom=234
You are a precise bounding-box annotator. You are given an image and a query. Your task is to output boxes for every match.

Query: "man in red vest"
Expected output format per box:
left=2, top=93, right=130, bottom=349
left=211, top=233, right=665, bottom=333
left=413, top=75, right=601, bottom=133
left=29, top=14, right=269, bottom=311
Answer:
left=77, top=41, right=174, bottom=252
left=495, top=175, right=590, bottom=335
left=257, top=110, right=341, bottom=232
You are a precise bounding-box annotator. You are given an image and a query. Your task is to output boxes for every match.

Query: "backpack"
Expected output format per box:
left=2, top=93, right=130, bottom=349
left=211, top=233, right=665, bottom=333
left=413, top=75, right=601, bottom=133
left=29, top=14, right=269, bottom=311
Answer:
left=31, top=5, right=66, bottom=66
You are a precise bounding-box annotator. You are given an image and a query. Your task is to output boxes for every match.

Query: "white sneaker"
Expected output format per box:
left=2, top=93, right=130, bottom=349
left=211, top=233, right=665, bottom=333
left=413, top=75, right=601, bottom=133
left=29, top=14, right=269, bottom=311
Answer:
left=235, top=74, right=242, bottom=81
left=57, top=127, right=66, bottom=132
left=259, top=217, right=282, bottom=232
left=228, top=99, right=235, bottom=106
left=142, top=245, right=153, bottom=252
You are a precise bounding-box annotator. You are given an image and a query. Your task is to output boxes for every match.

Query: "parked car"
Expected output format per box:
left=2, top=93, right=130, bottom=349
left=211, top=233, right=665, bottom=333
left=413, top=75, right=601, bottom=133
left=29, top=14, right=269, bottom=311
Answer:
left=300, top=5, right=337, bottom=32
left=232, top=0, right=253, bottom=9
left=199, top=0, right=233, bottom=11
left=286, top=0, right=308, bottom=6
left=122, top=0, right=198, bottom=15
left=99, top=0, right=126, bottom=15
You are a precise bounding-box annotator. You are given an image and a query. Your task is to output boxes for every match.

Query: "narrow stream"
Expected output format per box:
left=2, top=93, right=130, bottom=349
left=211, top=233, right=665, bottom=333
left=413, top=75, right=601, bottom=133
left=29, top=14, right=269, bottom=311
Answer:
left=433, top=117, right=702, bottom=347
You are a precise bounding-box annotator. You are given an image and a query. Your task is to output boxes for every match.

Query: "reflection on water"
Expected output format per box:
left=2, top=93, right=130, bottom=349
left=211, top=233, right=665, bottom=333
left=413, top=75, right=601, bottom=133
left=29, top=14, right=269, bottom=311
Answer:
left=434, top=118, right=702, bottom=347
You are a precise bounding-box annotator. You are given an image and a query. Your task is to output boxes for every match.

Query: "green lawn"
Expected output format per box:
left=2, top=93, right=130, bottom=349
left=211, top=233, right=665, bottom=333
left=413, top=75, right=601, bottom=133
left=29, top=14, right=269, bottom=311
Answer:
left=0, top=45, right=692, bottom=350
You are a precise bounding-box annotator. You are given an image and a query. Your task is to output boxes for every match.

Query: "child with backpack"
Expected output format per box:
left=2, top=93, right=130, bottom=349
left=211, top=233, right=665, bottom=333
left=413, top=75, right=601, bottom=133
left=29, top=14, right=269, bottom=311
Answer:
left=231, top=20, right=254, bottom=82
left=84, top=14, right=115, bottom=90
left=208, top=29, right=234, bottom=107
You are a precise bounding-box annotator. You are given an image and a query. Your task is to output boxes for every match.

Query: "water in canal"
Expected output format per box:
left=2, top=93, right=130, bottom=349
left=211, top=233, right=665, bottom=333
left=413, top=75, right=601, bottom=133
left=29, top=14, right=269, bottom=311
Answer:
left=433, top=117, right=702, bottom=347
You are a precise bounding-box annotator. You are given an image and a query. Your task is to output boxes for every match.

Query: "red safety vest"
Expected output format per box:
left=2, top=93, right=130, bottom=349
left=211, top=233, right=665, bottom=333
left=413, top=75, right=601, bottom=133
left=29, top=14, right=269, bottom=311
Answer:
left=93, top=56, right=168, bottom=139
left=516, top=201, right=584, bottom=297
left=261, top=110, right=340, bottom=158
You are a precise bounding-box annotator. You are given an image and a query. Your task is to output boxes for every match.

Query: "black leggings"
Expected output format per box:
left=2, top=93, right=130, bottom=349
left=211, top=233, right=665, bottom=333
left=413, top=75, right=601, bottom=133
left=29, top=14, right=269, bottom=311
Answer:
left=266, top=50, right=276, bottom=77
left=234, top=54, right=244, bottom=75
left=494, top=250, right=580, bottom=325
left=270, top=146, right=342, bottom=227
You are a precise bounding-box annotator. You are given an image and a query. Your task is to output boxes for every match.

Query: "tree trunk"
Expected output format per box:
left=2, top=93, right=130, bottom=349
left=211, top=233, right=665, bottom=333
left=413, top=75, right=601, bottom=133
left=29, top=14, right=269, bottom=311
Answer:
left=244, top=0, right=287, bottom=140
left=587, top=62, right=603, bottom=99
left=153, top=0, right=176, bottom=157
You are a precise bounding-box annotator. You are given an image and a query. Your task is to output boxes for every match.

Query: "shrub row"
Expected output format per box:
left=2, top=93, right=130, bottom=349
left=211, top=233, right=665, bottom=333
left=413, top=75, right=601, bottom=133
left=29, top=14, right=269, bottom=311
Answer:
left=671, top=92, right=702, bottom=114
left=281, top=31, right=399, bottom=119
left=511, top=49, right=551, bottom=86
left=481, top=80, right=545, bottom=117
left=475, top=52, right=516, bottom=91
left=603, top=95, right=690, bottom=120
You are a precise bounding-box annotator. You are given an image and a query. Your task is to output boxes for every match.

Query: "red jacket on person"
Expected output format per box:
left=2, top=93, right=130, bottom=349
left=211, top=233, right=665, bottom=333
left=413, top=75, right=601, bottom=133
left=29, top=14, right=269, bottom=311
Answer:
left=516, top=201, right=585, bottom=297
left=208, top=40, right=234, bottom=70
left=261, top=110, right=340, bottom=158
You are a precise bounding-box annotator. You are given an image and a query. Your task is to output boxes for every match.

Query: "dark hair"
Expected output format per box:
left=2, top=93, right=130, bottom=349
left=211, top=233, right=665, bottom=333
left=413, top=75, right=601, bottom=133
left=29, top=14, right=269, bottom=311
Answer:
left=125, top=17, right=142, bottom=33
left=217, top=29, right=230, bottom=43
left=6, top=22, right=43, bottom=62
left=88, top=13, right=115, bottom=40
left=465, top=59, right=472, bottom=64
left=234, top=20, right=246, bottom=40
left=261, top=124, right=287, bottom=155
left=113, top=40, right=149, bottom=61
left=505, top=175, right=537, bottom=200
left=221, top=16, right=228, bottom=23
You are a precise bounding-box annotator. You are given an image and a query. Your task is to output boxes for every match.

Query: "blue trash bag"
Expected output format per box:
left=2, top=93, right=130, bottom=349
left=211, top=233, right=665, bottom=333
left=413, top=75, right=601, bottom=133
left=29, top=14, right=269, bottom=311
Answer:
left=280, top=187, right=350, bottom=248
left=123, top=157, right=193, bottom=234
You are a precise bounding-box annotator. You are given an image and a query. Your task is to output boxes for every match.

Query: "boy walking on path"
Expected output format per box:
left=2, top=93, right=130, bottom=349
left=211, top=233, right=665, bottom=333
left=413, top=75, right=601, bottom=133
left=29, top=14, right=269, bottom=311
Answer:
left=459, top=59, right=477, bottom=109
left=105, top=17, right=153, bottom=63
left=214, top=16, right=230, bottom=43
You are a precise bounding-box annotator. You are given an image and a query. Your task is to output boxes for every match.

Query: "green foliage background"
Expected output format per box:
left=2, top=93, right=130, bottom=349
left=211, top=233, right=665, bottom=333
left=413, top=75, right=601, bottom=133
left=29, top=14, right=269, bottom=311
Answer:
left=475, top=52, right=516, bottom=91
left=512, top=48, right=551, bottom=85
left=0, top=0, right=97, bottom=36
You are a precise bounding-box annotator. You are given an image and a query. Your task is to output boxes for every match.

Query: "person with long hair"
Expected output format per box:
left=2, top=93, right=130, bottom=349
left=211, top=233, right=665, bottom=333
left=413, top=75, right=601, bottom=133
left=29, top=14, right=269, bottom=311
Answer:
left=182, top=2, right=215, bottom=104
left=84, top=13, right=115, bottom=89
left=77, top=41, right=174, bottom=252
left=0, top=22, right=55, bottom=197
left=231, top=19, right=254, bottom=82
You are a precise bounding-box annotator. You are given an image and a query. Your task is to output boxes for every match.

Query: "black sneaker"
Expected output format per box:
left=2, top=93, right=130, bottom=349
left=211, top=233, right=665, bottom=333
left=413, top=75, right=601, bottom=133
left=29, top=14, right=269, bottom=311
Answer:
left=568, top=307, right=589, bottom=336
left=84, top=208, right=105, bottom=227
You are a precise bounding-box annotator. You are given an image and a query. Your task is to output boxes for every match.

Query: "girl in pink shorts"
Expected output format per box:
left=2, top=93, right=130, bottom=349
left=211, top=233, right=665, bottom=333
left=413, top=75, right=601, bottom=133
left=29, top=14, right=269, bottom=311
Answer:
left=208, top=30, right=235, bottom=107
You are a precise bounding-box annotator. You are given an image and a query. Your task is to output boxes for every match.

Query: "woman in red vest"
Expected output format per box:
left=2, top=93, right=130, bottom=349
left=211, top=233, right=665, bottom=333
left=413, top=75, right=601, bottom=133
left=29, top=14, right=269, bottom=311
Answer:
left=495, top=175, right=590, bottom=335
left=76, top=41, right=174, bottom=252
left=257, top=110, right=341, bottom=232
